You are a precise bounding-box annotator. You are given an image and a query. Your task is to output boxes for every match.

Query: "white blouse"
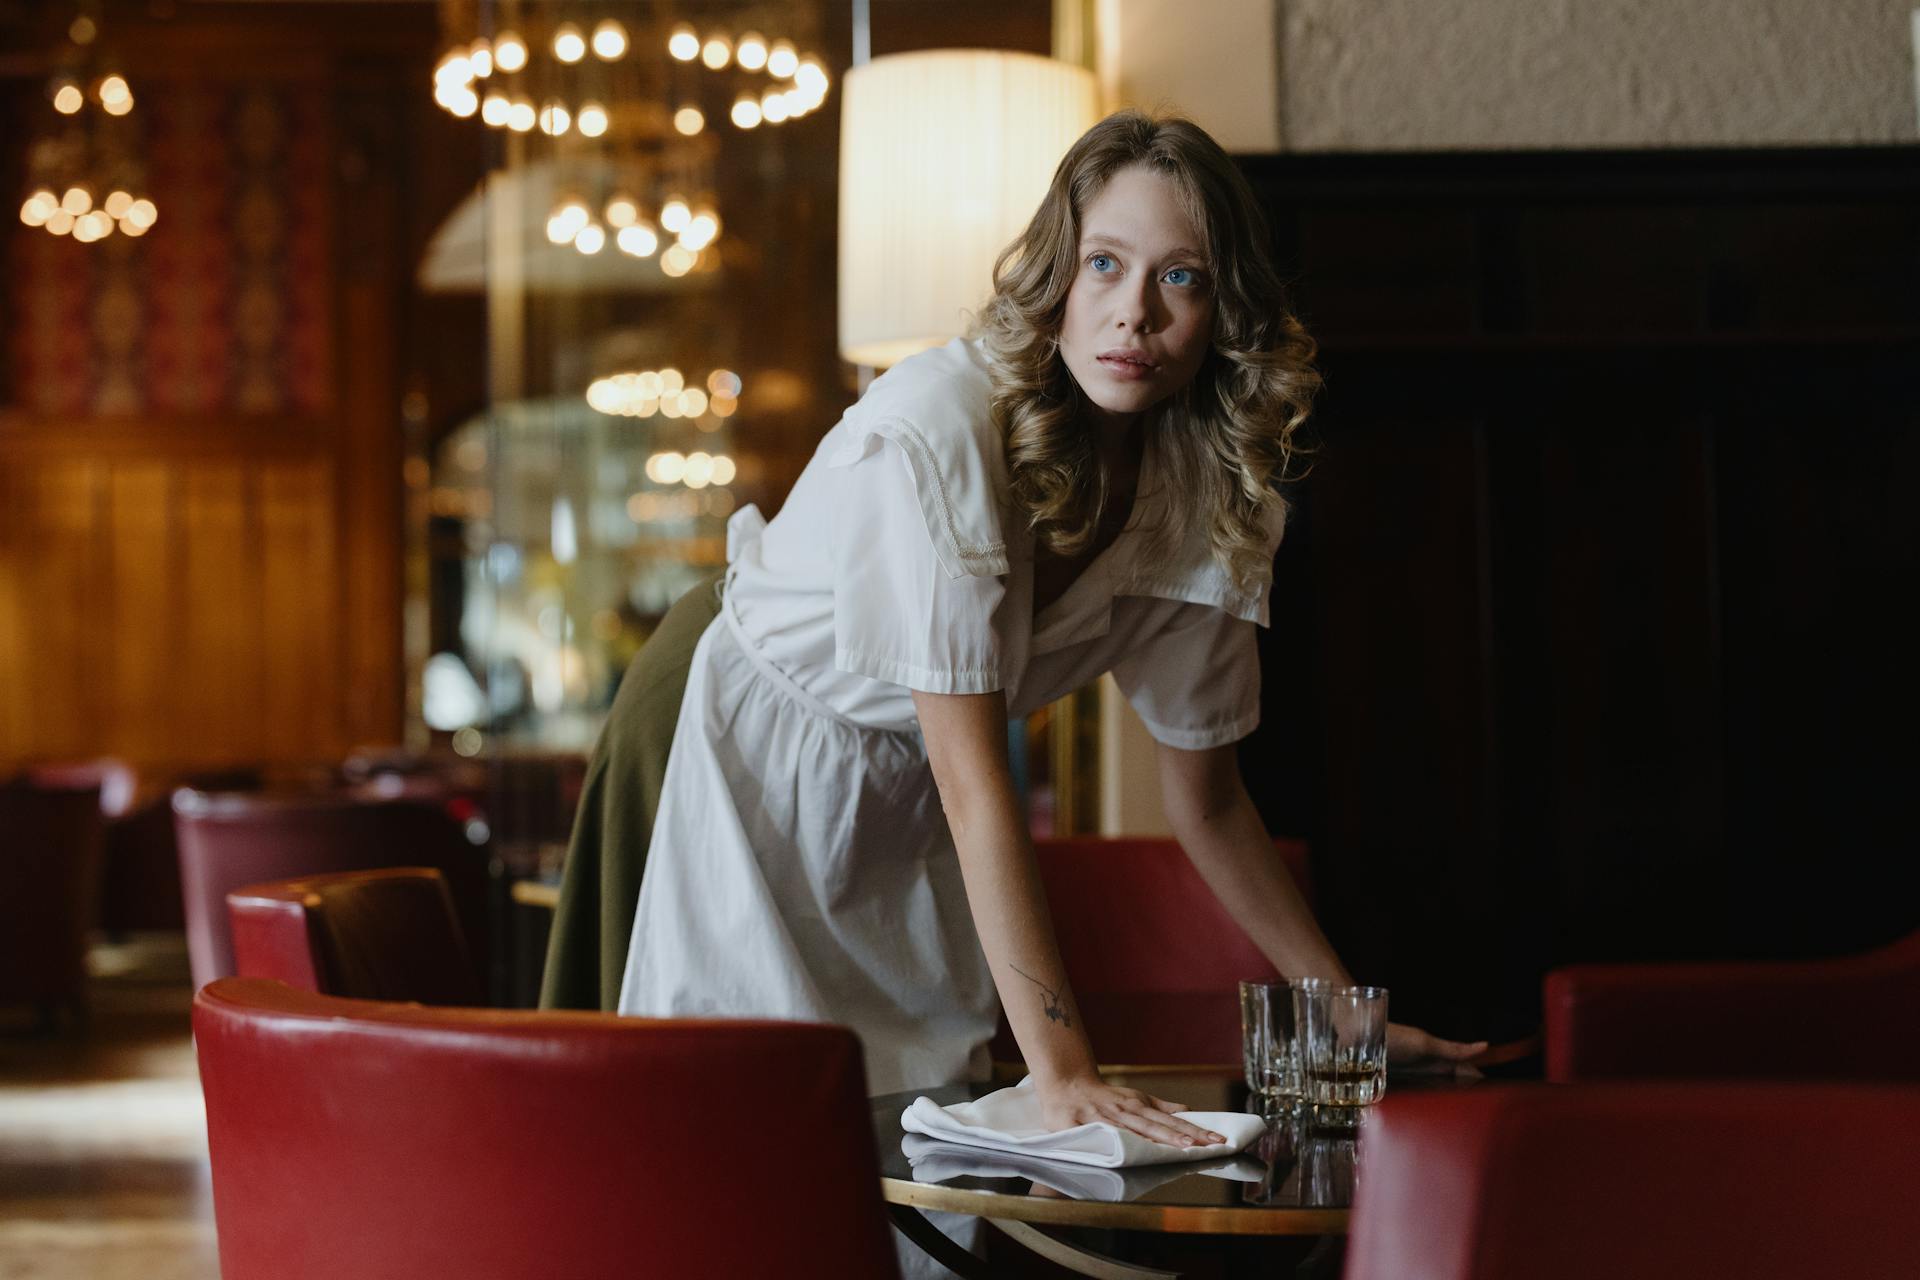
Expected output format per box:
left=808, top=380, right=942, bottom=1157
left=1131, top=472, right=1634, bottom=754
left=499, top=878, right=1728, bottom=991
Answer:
left=619, top=334, right=1283, bottom=1098
left=730, top=334, right=1279, bottom=748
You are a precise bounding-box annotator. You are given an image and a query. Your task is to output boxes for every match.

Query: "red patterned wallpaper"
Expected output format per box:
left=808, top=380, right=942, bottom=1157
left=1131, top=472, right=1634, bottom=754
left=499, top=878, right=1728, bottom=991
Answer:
left=9, top=81, right=333, bottom=418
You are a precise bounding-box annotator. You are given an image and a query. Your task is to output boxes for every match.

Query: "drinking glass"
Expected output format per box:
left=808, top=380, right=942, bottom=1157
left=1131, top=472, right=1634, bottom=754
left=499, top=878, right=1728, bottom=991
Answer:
left=1295, top=983, right=1388, bottom=1129
left=1238, top=980, right=1291, bottom=1099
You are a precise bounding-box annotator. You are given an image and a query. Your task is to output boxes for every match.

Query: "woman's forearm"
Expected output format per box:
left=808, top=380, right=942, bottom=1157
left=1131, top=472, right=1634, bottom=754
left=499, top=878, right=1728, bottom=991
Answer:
left=1162, top=751, right=1352, bottom=985
left=942, top=782, right=1102, bottom=1084
left=913, top=688, right=1101, bottom=1085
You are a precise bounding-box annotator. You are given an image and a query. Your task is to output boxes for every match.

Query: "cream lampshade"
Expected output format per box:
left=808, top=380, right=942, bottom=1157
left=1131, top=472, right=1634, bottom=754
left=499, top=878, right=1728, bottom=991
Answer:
left=837, top=50, right=1100, bottom=369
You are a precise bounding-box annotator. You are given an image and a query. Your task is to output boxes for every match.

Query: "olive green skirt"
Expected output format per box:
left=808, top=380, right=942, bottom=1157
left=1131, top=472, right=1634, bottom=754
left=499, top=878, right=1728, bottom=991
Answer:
left=539, top=569, right=725, bottom=1011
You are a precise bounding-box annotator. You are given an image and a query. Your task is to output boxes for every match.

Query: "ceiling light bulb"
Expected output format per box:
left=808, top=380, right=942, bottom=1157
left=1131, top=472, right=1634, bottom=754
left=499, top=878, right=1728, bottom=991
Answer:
left=53, top=83, right=84, bottom=114
left=735, top=33, right=768, bottom=71
left=574, top=224, right=605, bottom=254
left=659, top=199, right=690, bottom=233
left=469, top=40, right=493, bottom=77
left=761, top=89, right=790, bottom=124
left=680, top=213, right=719, bottom=250
left=673, top=106, right=704, bottom=136
left=98, top=74, right=131, bottom=104
left=61, top=187, right=92, bottom=215
left=45, top=209, right=76, bottom=235
left=616, top=225, right=658, bottom=257
left=493, top=33, right=527, bottom=72
left=481, top=93, right=510, bottom=126
left=119, top=216, right=149, bottom=238
left=730, top=97, right=761, bottom=129
left=552, top=24, right=586, bottom=63
left=712, top=456, right=737, bottom=485
left=539, top=101, right=570, bottom=135
left=507, top=98, right=536, bottom=132
left=668, top=25, right=699, bottom=61
left=591, top=20, right=627, bottom=60
left=796, top=61, right=829, bottom=94
left=446, top=88, right=478, bottom=117
left=701, top=36, right=732, bottom=70
left=104, top=190, right=132, bottom=217
left=604, top=197, right=637, bottom=228
left=767, top=41, right=799, bottom=79
left=125, top=198, right=157, bottom=228
left=20, top=198, right=47, bottom=226
left=576, top=102, right=608, bottom=137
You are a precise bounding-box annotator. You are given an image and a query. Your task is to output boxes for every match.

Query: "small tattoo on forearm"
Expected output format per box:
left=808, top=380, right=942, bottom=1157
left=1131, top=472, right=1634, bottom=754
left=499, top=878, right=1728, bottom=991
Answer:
left=1011, top=964, right=1072, bottom=1027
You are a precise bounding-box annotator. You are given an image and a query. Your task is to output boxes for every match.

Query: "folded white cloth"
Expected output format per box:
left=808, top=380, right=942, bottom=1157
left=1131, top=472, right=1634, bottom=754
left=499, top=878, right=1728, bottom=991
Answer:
left=903, top=1133, right=1265, bottom=1202
left=900, top=1077, right=1267, bottom=1168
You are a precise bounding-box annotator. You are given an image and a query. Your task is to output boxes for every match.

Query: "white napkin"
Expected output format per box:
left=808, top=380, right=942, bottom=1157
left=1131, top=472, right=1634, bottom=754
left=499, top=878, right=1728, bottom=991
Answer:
left=903, top=1133, right=1265, bottom=1202
left=900, top=1077, right=1267, bottom=1169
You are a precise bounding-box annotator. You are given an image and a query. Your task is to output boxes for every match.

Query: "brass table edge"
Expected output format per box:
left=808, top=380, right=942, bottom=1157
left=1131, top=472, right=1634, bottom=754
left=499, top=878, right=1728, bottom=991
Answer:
left=880, top=1177, right=1349, bottom=1237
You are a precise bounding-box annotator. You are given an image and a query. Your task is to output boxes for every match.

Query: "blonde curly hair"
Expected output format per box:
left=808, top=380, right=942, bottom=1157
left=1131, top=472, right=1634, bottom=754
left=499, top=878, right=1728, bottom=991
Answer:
left=969, top=109, right=1320, bottom=593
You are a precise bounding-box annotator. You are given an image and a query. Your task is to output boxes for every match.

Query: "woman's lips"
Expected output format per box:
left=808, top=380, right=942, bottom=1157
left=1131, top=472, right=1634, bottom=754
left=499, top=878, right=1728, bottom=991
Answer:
left=1096, top=355, right=1156, bottom=381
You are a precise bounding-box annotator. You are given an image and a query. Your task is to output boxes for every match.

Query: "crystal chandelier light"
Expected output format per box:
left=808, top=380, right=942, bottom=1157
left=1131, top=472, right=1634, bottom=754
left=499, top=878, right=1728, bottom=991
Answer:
left=17, top=11, right=157, bottom=244
left=431, top=3, right=832, bottom=268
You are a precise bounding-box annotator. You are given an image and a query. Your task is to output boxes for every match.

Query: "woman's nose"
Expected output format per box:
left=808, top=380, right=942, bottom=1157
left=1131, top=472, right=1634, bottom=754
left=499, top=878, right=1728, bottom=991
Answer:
left=1113, top=282, right=1156, bottom=332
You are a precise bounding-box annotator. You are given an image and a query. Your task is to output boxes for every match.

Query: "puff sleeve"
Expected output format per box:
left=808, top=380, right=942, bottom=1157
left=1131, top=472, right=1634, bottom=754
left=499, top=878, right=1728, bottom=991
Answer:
left=1109, top=604, right=1262, bottom=749
left=828, top=432, right=1008, bottom=695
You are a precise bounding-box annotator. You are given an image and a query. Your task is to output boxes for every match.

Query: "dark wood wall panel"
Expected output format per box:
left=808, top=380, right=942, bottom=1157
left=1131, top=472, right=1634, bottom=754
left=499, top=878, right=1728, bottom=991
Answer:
left=1240, top=149, right=1920, bottom=1040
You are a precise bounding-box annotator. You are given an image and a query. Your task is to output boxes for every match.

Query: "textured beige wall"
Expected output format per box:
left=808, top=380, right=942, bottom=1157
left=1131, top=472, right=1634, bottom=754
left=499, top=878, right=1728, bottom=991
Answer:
left=1102, top=0, right=1919, bottom=151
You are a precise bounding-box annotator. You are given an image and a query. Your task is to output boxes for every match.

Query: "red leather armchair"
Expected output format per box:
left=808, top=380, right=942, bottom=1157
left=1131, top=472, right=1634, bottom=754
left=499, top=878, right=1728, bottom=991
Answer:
left=228, top=867, right=482, bottom=1005
left=993, top=836, right=1313, bottom=1066
left=174, top=790, right=488, bottom=991
left=0, top=775, right=105, bottom=1024
left=193, top=979, right=900, bottom=1280
left=1544, top=930, right=1920, bottom=1082
left=1344, top=1083, right=1920, bottom=1280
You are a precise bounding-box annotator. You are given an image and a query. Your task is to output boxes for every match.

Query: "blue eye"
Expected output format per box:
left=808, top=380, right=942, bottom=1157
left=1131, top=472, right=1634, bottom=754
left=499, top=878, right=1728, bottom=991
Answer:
left=1088, top=253, right=1115, bottom=273
left=1165, top=267, right=1196, bottom=287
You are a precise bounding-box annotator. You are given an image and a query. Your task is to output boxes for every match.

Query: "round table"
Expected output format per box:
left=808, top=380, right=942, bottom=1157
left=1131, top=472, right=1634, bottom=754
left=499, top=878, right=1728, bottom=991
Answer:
left=872, top=1067, right=1451, bottom=1279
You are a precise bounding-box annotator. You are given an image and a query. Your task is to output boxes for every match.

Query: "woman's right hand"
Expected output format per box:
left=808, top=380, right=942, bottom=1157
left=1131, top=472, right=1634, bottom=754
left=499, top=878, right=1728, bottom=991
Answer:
left=1033, top=1073, right=1229, bottom=1149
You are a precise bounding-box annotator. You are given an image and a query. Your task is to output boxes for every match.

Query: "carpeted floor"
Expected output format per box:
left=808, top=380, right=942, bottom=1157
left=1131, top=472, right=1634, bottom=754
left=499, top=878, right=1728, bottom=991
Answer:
left=0, top=936, right=219, bottom=1280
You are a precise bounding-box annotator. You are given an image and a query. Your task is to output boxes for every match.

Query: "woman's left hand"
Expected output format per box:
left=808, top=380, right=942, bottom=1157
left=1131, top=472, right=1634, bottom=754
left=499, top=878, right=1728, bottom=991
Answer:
left=1387, top=1022, right=1488, bottom=1074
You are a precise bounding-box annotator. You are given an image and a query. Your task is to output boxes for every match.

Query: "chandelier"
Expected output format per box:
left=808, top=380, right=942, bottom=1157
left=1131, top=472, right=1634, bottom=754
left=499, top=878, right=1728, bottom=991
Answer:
left=430, top=3, right=831, bottom=269
left=16, top=11, right=157, bottom=244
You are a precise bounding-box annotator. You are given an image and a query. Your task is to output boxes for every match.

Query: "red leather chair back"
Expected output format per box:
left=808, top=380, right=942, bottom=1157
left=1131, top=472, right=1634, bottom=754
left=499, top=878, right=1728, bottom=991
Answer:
left=193, top=979, right=900, bottom=1280
left=0, top=777, right=105, bottom=1012
left=174, top=790, right=487, bottom=991
left=1544, top=930, right=1920, bottom=1082
left=989, top=836, right=1311, bottom=1065
left=1033, top=836, right=1310, bottom=994
left=228, top=867, right=482, bottom=1006
left=1344, top=1083, right=1920, bottom=1280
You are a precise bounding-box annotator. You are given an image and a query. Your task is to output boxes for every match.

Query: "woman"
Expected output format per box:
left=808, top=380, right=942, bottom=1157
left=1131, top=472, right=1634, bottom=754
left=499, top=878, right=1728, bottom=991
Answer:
left=544, top=110, right=1483, bottom=1147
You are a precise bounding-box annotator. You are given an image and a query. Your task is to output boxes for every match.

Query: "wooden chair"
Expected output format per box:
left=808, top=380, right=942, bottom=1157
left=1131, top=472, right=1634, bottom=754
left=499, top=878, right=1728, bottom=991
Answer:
left=194, top=979, right=900, bottom=1280
left=0, top=775, right=106, bottom=1026
left=173, top=789, right=487, bottom=991
left=228, top=867, right=482, bottom=1006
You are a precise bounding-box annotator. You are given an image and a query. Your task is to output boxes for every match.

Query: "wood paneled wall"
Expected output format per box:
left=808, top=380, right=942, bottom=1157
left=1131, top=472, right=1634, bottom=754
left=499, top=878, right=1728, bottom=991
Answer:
left=0, top=431, right=348, bottom=767
left=0, top=7, right=455, bottom=777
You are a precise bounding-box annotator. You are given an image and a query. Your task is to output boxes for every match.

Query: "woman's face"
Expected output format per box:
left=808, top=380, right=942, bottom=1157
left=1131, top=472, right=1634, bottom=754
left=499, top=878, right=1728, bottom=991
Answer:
left=1057, top=164, right=1214, bottom=436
